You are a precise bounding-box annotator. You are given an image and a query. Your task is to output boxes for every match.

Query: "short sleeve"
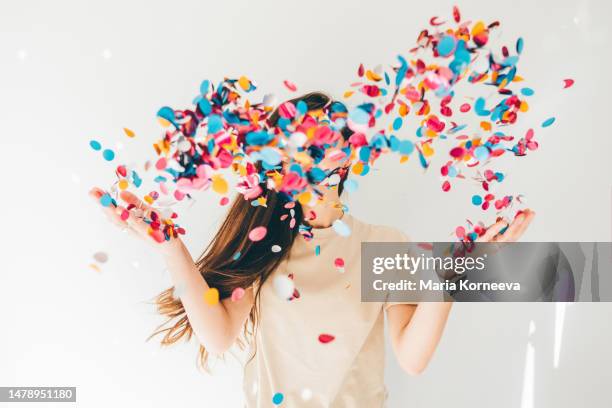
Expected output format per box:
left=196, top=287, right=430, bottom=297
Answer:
left=382, top=228, right=418, bottom=309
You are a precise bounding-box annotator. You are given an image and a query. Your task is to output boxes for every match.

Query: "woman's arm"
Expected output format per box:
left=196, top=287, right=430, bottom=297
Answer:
left=160, top=239, right=254, bottom=354
left=90, top=187, right=253, bottom=354
left=387, top=303, right=452, bottom=375
left=387, top=209, right=536, bottom=375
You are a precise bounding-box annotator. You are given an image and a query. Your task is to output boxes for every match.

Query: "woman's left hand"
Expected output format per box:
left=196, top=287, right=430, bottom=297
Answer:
left=476, top=209, right=536, bottom=243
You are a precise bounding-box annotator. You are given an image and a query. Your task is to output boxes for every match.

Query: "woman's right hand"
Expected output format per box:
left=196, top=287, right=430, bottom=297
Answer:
left=89, top=187, right=183, bottom=253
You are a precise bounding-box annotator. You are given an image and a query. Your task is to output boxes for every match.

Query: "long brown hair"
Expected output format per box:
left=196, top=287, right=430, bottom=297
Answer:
left=150, top=92, right=350, bottom=367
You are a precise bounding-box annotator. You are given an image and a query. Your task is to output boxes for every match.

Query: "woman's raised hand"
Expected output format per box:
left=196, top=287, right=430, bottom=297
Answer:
left=476, top=209, right=536, bottom=243
left=89, top=187, right=180, bottom=251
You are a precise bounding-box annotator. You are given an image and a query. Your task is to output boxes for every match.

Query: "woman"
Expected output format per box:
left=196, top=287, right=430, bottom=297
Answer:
left=90, top=92, right=535, bottom=407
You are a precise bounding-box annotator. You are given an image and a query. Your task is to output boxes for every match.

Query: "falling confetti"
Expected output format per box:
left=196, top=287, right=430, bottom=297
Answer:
left=203, top=288, right=220, bottom=306
left=123, top=127, right=135, bottom=138
left=90, top=7, right=566, bottom=245
left=272, top=275, right=295, bottom=300
left=318, top=334, right=335, bottom=344
left=283, top=80, right=297, bottom=92
left=272, top=393, right=284, bottom=405
left=93, top=252, right=108, bottom=263
left=248, top=226, right=267, bottom=242
left=231, top=287, right=246, bottom=302
left=563, top=78, right=575, bottom=89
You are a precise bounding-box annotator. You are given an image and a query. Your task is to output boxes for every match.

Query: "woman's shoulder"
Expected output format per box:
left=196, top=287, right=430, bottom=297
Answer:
left=348, top=214, right=410, bottom=243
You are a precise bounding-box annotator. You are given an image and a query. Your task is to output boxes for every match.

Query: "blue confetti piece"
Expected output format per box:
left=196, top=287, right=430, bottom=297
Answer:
left=437, top=35, right=456, bottom=57
left=392, top=117, right=403, bottom=131
left=246, top=130, right=273, bottom=146
left=102, top=149, right=115, bottom=161
left=516, top=37, right=524, bottom=54
left=542, top=117, right=556, bottom=128
left=99, top=193, right=113, bottom=207
left=207, top=115, right=223, bottom=134
left=521, top=87, right=534, bottom=96
left=315, top=245, right=320, bottom=256
left=398, top=140, right=414, bottom=155
left=89, top=140, right=101, bottom=151
left=472, top=195, right=483, bottom=206
left=272, top=393, right=284, bottom=405
left=260, top=147, right=282, bottom=166
left=474, top=146, right=490, bottom=162
left=348, top=107, right=370, bottom=124
left=198, top=98, right=212, bottom=115
left=200, top=79, right=210, bottom=95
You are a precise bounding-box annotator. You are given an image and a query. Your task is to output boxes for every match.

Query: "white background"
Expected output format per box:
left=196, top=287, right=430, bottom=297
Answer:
left=1, top=0, right=611, bottom=407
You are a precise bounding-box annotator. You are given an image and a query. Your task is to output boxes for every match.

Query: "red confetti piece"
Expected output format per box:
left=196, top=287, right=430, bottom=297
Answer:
left=563, top=79, right=575, bottom=89
left=283, top=80, right=297, bottom=92
left=318, top=334, right=335, bottom=344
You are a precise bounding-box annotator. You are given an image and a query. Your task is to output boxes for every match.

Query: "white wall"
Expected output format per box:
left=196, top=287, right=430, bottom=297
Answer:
left=1, top=0, right=610, bottom=407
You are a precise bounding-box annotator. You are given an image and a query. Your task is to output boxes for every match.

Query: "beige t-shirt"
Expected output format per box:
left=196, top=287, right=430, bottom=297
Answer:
left=243, top=213, right=412, bottom=407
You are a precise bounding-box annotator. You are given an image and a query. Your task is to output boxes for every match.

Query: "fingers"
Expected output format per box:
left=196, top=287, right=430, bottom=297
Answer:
left=476, top=219, right=509, bottom=242
left=120, top=190, right=149, bottom=211
left=496, top=209, right=536, bottom=242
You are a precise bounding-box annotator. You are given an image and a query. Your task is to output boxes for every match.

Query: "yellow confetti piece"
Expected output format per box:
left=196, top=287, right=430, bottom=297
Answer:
left=343, top=90, right=355, bottom=98
left=212, top=175, right=228, bottom=194
left=520, top=100, right=529, bottom=112
left=352, top=161, right=364, bottom=175
left=425, top=128, right=438, bottom=138
left=297, top=191, right=312, bottom=206
left=144, top=195, right=154, bottom=205
left=238, top=76, right=250, bottom=91
left=89, top=263, right=101, bottom=272
left=422, top=143, right=434, bottom=157
left=204, top=288, right=220, bottom=306
left=399, top=155, right=410, bottom=163
left=471, top=21, right=486, bottom=36
left=118, top=179, right=129, bottom=190
left=157, top=118, right=171, bottom=128
left=366, top=70, right=382, bottom=82
left=123, top=127, right=135, bottom=138
left=480, top=121, right=492, bottom=131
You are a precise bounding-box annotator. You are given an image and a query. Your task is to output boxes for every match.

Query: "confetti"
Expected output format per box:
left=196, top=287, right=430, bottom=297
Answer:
left=203, top=288, right=220, bottom=306
left=93, top=251, right=108, bottom=263
left=90, top=7, right=565, bottom=246
left=89, top=140, right=102, bottom=151
left=273, top=275, right=295, bottom=300
left=334, top=257, right=345, bottom=273
left=231, top=287, right=246, bottom=302
left=301, top=388, right=313, bottom=401
left=318, top=334, right=335, bottom=344
left=283, top=80, right=297, bottom=92
left=271, top=245, right=282, bottom=253
left=102, top=149, right=115, bottom=161
left=272, top=393, right=284, bottom=405
left=248, top=226, right=267, bottom=242
left=123, top=127, right=135, bottom=138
